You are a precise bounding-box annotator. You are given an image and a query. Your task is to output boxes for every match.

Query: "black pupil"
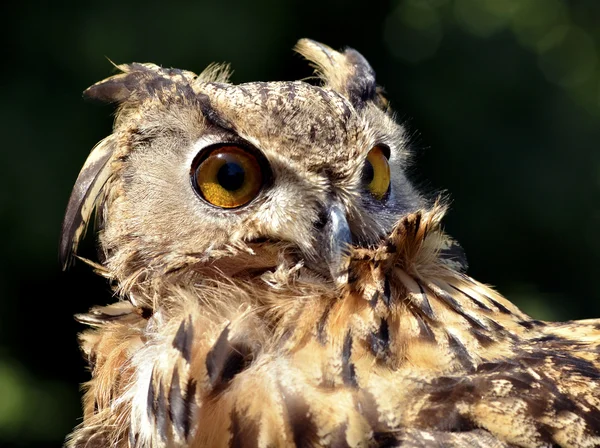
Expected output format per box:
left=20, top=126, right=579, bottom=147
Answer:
left=362, top=160, right=374, bottom=185
left=217, top=162, right=245, bottom=191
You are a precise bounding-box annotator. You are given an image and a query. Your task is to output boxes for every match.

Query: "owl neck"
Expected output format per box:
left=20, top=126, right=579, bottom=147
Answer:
left=268, top=205, right=540, bottom=374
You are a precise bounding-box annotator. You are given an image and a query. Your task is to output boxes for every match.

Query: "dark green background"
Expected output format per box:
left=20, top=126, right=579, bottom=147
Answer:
left=2, top=0, right=599, bottom=446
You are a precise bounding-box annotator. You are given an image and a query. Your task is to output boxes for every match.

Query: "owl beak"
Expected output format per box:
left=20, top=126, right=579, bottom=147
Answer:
left=319, top=201, right=352, bottom=286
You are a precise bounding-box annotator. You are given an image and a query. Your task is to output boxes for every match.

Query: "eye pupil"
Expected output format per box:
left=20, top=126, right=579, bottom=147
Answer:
left=362, top=160, right=374, bottom=185
left=217, top=162, right=245, bottom=191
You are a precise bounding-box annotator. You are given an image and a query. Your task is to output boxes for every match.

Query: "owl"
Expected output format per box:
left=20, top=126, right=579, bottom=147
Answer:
left=61, top=39, right=600, bottom=448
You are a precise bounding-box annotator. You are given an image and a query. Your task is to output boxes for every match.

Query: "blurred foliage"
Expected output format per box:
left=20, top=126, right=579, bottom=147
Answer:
left=1, top=0, right=598, bottom=446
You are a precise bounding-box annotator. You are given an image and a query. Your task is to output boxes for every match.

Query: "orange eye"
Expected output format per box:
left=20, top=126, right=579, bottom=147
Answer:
left=362, top=145, right=391, bottom=200
left=192, top=145, right=266, bottom=208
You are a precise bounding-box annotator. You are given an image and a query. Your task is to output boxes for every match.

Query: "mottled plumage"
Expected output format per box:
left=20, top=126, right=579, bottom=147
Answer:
left=62, top=40, right=600, bottom=448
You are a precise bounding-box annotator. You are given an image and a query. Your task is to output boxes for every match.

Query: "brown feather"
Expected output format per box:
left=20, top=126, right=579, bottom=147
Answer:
left=64, top=40, right=600, bottom=448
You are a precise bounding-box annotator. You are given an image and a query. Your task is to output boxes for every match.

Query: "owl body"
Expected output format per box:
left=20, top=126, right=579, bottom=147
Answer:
left=62, top=40, right=600, bottom=448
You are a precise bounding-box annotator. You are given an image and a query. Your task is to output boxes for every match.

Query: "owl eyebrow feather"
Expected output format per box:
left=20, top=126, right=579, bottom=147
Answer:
left=195, top=92, right=237, bottom=134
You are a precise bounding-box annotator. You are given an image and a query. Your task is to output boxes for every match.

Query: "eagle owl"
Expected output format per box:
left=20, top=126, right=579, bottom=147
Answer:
left=61, top=39, right=600, bottom=447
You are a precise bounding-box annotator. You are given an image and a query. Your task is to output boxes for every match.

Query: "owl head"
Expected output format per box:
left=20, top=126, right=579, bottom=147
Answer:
left=60, top=39, right=424, bottom=304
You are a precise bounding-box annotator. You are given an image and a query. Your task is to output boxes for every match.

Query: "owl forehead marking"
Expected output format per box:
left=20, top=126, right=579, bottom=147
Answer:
left=199, top=81, right=368, bottom=171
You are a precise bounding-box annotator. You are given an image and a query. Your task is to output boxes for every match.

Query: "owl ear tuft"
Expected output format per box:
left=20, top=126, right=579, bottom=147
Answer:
left=294, top=39, right=377, bottom=109
left=59, top=135, right=116, bottom=270
left=83, top=63, right=197, bottom=105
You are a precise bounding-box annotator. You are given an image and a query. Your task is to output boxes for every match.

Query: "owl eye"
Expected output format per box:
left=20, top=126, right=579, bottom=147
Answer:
left=362, top=145, right=390, bottom=200
left=191, top=145, right=266, bottom=208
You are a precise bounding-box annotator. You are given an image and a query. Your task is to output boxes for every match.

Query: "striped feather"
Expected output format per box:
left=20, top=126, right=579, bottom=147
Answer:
left=65, top=205, right=600, bottom=447
left=59, top=135, right=116, bottom=269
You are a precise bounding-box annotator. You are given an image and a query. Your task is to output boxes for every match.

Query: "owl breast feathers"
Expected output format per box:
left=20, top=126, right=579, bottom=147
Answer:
left=61, top=39, right=600, bottom=448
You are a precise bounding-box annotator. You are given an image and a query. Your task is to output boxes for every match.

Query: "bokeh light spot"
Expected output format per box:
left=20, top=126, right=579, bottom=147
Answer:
left=538, top=26, right=597, bottom=87
left=384, top=0, right=443, bottom=63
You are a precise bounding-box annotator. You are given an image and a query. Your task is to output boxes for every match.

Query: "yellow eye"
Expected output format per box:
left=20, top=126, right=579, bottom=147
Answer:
left=362, top=145, right=390, bottom=200
left=192, top=145, right=265, bottom=208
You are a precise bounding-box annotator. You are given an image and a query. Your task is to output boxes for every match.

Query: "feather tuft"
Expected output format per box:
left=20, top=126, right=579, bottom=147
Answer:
left=59, top=135, right=116, bottom=269
left=294, top=38, right=377, bottom=108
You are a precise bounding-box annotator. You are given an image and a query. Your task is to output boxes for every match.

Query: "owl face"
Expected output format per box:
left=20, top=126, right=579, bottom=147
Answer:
left=61, top=40, right=422, bottom=295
